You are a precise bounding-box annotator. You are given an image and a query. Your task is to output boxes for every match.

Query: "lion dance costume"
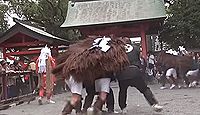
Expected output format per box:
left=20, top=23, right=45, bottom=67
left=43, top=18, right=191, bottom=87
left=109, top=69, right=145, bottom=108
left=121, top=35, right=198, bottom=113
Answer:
left=36, top=46, right=56, bottom=105
left=52, top=36, right=130, bottom=114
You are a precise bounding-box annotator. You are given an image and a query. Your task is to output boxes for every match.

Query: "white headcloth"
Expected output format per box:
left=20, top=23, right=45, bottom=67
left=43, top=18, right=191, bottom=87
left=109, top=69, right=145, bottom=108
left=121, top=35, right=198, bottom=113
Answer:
left=38, top=45, right=51, bottom=73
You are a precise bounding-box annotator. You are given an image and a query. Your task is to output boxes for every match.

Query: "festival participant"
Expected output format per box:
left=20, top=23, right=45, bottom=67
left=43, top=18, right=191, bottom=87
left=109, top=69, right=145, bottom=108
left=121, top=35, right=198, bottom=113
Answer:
left=36, top=46, right=56, bottom=105
left=165, top=68, right=181, bottom=89
left=52, top=36, right=129, bottom=115
left=62, top=75, right=83, bottom=114
left=185, top=52, right=200, bottom=87
left=186, top=69, right=199, bottom=87
left=61, top=75, right=113, bottom=115
left=61, top=74, right=115, bottom=114
left=147, top=51, right=156, bottom=78
left=81, top=79, right=115, bottom=113
left=116, top=37, right=163, bottom=114
left=156, top=65, right=180, bottom=90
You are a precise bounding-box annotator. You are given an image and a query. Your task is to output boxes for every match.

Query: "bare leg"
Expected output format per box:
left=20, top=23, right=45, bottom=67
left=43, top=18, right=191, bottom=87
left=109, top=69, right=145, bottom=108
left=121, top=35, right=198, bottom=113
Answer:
left=62, top=76, right=83, bottom=115
left=92, top=78, right=111, bottom=113
left=62, top=93, right=82, bottom=115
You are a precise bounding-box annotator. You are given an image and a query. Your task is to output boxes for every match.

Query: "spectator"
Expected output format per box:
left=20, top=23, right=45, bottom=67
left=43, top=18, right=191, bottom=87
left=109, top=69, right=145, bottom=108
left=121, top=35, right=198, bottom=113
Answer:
left=0, top=60, right=18, bottom=98
left=0, top=62, right=4, bottom=73
left=28, top=61, right=38, bottom=89
left=0, top=60, right=10, bottom=72
left=8, top=60, right=22, bottom=72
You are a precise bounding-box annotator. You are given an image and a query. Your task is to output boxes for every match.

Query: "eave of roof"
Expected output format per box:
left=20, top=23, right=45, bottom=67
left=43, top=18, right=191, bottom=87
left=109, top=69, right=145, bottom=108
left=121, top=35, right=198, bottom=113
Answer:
left=61, top=0, right=166, bottom=28
left=0, top=21, right=70, bottom=45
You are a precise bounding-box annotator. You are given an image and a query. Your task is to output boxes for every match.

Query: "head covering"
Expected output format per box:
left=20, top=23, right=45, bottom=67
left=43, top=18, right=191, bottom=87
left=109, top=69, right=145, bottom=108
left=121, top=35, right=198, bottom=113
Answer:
left=125, top=44, right=134, bottom=53
left=38, top=46, right=52, bottom=73
left=178, top=46, right=188, bottom=55
left=122, top=37, right=134, bottom=53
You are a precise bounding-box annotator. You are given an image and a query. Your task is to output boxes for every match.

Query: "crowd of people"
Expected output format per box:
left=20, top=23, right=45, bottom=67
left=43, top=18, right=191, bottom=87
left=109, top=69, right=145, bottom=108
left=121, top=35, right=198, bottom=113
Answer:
left=0, top=47, right=58, bottom=103
left=154, top=49, right=200, bottom=90
left=50, top=36, right=163, bottom=115
left=0, top=38, right=163, bottom=114
left=2, top=37, right=200, bottom=115
left=0, top=59, right=29, bottom=98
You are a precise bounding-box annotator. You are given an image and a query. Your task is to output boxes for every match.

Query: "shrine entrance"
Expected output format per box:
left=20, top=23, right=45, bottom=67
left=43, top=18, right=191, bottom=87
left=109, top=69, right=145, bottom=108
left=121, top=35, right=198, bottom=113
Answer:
left=0, top=21, right=69, bottom=104
left=61, top=0, right=166, bottom=60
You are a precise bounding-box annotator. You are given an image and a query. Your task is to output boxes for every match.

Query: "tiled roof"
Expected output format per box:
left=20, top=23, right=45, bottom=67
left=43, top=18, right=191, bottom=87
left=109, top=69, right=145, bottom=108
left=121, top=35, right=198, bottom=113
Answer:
left=61, top=0, right=166, bottom=28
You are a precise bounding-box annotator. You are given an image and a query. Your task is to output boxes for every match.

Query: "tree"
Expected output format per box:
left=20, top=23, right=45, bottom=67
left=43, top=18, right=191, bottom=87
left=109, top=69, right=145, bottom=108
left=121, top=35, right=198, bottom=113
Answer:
left=0, top=1, right=9, bottom=33
left=159, top=0, right=200, bottom=49
left=1, top=0, right=81, bottom=41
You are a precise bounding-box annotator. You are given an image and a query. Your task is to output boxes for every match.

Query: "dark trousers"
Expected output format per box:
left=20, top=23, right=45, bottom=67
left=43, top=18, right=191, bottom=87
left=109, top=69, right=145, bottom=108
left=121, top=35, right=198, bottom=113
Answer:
left=160, top=74, right=167, bottom=87
left=8, top=85, right=18, bottom=98
left=118, top=76, right=151, bottom=109
left=83, top=84, right=114, bottom=111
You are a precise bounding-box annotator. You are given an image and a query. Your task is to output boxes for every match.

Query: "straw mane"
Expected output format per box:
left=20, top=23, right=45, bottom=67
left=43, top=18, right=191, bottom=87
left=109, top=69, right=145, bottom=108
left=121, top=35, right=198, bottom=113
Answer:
left=52, top=36, right=129, bottom=83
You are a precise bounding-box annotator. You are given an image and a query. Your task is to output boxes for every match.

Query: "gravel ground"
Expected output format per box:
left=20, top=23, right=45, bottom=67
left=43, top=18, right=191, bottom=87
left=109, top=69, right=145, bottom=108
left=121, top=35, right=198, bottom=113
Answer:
left=1, top=82, right=200, bottom=115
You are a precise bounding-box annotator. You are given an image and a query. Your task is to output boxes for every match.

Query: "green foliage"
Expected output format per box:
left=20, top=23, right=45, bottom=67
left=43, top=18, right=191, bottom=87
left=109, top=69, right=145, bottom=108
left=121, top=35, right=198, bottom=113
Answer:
left=0, top=2, right=9, bottom=33
left=1, top=0, right=81, bottom=41
left=160, top=0, right=200, bottom=49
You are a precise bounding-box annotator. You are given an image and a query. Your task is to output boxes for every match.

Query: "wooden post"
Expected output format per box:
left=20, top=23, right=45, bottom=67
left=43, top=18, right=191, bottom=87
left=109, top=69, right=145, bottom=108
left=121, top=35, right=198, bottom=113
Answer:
left=2, top=73, right=8, bottom=100
left=28, top=72, right=33, bottom=92
left=3, top=48, right=6, bottom=59
left=140, top=24, right=148, bottom=60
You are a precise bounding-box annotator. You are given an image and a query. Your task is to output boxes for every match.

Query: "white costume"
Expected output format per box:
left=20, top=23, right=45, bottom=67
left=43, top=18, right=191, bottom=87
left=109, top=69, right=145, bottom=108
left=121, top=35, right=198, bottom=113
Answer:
left=148, top=54, right=155, bottom=65
left=166, top=68, right=177, bottom=79
left=65, top=76, right=83, bottom=95
left=186, top=69, right=199, bottom=77
left=95, top=78, right=111, bottom=93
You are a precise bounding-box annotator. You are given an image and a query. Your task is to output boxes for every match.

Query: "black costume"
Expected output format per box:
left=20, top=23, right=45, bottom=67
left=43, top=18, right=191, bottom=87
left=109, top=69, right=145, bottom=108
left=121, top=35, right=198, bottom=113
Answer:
left=116, top=44, right=160, bottom=110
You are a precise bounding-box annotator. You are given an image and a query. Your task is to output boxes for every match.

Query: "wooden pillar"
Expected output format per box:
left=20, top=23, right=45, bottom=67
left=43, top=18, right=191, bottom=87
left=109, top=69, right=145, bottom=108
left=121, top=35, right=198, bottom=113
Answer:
left=52, top=46, right=59, bottom=57
left=2, top=73, right=8, bottom=99
left=140, top=24, right=148, bottom=60
left=3, top=48, right=6, bottom=59
left=2, top=48, right=7, bottom=99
